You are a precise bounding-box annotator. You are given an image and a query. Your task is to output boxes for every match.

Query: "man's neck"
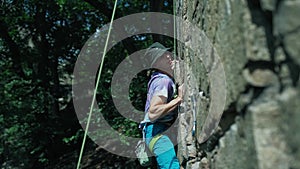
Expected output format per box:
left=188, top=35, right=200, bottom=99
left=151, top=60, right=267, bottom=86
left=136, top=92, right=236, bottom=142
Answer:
left=155, top=70, right=174, bottom=80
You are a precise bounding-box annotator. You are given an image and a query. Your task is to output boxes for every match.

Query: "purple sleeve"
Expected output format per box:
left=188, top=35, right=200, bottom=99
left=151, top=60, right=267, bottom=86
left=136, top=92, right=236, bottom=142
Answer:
left=151, top=78, right=170, bottom=99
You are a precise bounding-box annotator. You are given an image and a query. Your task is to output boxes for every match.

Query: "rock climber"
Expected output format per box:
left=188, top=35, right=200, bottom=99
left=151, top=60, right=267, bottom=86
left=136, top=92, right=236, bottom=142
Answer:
left=140, top=42, right=183, bottom=169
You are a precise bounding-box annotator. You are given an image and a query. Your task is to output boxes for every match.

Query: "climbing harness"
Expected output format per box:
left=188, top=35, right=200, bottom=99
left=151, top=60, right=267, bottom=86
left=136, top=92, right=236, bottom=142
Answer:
left=76, top=0, right=118, bottom=168
left=149, top=134, right=164, bottom=153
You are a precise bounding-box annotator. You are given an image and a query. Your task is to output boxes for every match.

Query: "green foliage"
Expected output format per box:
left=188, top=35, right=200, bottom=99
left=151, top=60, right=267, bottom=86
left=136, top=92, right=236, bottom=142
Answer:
left=0, top=59, right=42, bottom=167
left=62, top=129, right=83, bottom=145
left=0, top=0, right=173, bottom=168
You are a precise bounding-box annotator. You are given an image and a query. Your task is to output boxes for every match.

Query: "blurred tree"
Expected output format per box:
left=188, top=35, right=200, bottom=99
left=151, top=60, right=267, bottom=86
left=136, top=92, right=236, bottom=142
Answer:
left=0, top=0, right=173, bottom=168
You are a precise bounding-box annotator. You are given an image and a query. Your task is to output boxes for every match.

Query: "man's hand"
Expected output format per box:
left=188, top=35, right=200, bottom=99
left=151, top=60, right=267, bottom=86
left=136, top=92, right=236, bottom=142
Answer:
left=172, top=59, right=184, bottom=85
left=177, top=84, right=184, bottom=101
left=149, top=89, right=183, bottom=122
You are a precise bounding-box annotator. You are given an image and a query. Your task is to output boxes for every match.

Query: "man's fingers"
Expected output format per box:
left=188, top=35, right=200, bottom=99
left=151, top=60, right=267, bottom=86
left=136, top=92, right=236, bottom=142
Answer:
left=178, top=84, right=184, bottom=99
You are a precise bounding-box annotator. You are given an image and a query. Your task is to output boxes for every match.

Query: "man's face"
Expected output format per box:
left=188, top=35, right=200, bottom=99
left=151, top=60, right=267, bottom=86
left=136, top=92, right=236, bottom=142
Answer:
left=153, top=52, right=175, bottom=76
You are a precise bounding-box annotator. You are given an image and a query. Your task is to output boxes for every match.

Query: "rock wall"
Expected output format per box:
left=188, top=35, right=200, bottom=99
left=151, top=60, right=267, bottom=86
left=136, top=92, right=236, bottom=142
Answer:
left=177, top=0, right=300, bottom=169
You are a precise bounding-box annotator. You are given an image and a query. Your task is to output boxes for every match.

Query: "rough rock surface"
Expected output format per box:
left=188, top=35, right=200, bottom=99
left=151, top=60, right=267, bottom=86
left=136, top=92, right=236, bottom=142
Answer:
left=274, top=0, right=300, bottom=66
left=177, top=0, right=300, bottom=168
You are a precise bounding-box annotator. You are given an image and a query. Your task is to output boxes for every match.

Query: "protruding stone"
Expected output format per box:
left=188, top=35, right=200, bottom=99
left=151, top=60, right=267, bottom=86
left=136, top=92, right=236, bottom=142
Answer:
left=187, top=143, right=197, bottom=158
left=243, top=3, right=271, bottom=62
left=278, top=87, right=300, bottom=169
left=245, top=26, right=271, bottom=61
left=243, top=68, right=278, bottom=87
left=259, top=0, right=277, bottom=11
left=200, top=157, right=210, bottom=169
left=236, top=89, right=254, bottom=112
left=279, top=64, right=293, bottom=86
left=274, top=0, right=300, bottom=35
left=283, top=33, right=300, bottom=66
left=186, top=161, right=201, bottom=169
left=178, top=113, right=189, bottom=164
left=248, top=98, right=291, bottom=169
left=274, top=0, right=300, bottom=65
left=174, top=59, right=185, bottom=85
left=274, top=47, right=286, bottom=64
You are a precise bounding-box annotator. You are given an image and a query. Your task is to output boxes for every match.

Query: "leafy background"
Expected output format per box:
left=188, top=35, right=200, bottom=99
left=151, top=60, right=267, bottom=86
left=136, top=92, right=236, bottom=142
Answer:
left=0, top=0, right=174, bottom=168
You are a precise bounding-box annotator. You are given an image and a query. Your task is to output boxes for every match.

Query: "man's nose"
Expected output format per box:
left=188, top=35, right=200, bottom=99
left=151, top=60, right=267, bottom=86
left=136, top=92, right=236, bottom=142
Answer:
left=166, top=55, right=172, bottom=60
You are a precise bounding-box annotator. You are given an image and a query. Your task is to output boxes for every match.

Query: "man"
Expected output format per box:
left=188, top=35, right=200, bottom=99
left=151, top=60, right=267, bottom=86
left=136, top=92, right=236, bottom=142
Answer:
left=140, top=42, right=183, bottom=169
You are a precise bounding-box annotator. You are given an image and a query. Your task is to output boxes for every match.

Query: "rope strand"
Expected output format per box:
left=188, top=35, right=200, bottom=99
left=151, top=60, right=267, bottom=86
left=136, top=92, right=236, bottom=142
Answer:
left=173, top=0, right=176, bottom=60
left=76, top=0, right=118, bottom=168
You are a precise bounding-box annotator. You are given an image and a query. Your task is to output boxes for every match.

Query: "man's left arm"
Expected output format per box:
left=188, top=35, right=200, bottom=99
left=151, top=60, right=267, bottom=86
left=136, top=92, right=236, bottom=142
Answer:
left=148, top=85, right=183, bottom=122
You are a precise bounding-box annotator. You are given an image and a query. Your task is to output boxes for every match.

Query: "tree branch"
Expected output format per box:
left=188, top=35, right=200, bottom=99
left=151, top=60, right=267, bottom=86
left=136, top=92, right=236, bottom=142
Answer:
left=83, top=0, right=137, bottom=54
left=83, top=0, right=115, bottom=19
